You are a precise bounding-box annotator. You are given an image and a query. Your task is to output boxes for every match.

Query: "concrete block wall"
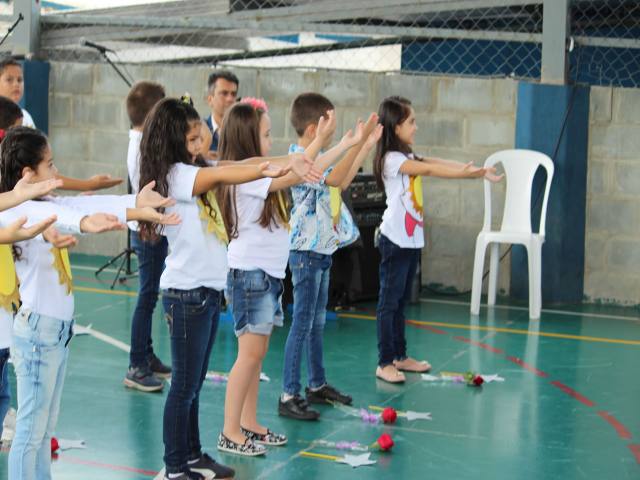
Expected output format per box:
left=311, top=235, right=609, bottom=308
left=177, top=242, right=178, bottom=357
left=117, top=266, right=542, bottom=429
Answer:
left=48, top=62, right=515, bottom=296
left=585, top=86, right=640, bottom=304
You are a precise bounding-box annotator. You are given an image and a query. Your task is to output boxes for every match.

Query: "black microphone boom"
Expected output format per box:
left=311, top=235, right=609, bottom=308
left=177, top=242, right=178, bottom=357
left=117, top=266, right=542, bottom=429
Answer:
left=81, top=39, right=115, bottom=54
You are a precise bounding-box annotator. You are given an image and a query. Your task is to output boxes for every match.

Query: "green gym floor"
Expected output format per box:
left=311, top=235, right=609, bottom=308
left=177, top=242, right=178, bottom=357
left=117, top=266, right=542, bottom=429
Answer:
left=1, top=254, right=639, bottom=479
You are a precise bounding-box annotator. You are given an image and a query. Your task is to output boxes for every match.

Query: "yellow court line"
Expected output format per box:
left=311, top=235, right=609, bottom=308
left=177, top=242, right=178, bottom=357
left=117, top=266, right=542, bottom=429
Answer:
left=338, top=313, right=640, bottom=346
left=75, top=286, right=137, bottom=297
left=70, top=286, right=640, bottom=346
left=298, top=451, right=339, bottom=461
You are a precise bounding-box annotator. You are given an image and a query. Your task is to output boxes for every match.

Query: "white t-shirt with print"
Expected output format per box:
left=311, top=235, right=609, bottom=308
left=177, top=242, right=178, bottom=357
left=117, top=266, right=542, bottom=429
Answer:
left=159, top=163, right=228, bottom=291
left=379, top=151, right=425, bottom=249
left=227, top=178, right=289, bottom=279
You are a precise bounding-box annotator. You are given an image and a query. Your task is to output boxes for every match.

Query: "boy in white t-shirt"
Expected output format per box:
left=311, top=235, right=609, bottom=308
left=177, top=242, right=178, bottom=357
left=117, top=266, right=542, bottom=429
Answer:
left=122, top=81, right=172, bottom=393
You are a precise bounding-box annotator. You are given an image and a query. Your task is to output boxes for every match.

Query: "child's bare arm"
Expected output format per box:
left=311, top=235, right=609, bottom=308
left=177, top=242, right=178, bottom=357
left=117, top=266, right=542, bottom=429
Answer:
left=57, top=174, right=123, bottom=192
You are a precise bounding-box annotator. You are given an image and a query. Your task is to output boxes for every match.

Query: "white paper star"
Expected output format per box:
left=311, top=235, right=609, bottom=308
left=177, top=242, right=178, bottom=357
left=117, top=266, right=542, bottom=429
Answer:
left=259, top=372, right=271, bottom=382
left=405, top=411, right=432, bottom=421
left=57, top=439, right=86, bottom=451
left=421, top=374, right=440, bottom=381
left=337, top=453, right=377, bottom=468
left=482, top=374, right=505, bottom=383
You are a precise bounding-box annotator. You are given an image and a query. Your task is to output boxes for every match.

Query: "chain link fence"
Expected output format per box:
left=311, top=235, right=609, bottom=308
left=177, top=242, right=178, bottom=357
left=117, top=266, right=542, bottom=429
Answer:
left=1, top=0, right=638, bottom=87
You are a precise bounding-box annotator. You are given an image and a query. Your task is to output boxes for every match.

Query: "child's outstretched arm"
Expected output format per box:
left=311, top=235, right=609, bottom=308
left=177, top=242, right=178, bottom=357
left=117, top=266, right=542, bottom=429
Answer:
left=399, top=158, right=497, bottom=180
left=0, top=215, right=57, bottom=244
left=419, top=156, right=504, bottom=183
left=0, top=172, right=62, bottom=211
left=57, top=174, right=124, bottom=192
left=337, top=123, right=384, bottom=191
left=192, top=153, right=320, bottom=196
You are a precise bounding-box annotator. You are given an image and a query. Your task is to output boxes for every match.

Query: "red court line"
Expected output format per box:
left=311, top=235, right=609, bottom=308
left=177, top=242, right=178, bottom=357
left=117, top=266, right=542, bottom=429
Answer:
left=407, top=321, right=447, bottom=334
left=505, top=356, right=549, bottom=378
left=628, top=445, right=640, bottom=464
left=550, top=381, right=595, bottom=407
left=598, top=411, right=632, bottom=440
left=452, top=336, right=504, bottom=354
left=58, top=455, right=158, bottom=477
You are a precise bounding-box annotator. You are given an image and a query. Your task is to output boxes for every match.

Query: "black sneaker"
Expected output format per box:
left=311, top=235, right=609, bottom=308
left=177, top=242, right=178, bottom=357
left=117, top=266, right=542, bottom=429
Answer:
left=148, top=353, right=172, bottom=379
left=164, top=471, right=204, bottom=480
left=305, top=384, right=353, bottom=406
left=188, top=452, right=235, bottom=479
left=278, top=394, right=320, bottom=421
left=123, top=365, right=164, bottom=392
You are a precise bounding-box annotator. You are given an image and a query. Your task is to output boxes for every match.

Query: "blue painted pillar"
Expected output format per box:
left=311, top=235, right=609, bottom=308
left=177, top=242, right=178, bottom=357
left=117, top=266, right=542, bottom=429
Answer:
left=21, top=60, right=50, bottom=133
left=511, top=82, right=590, bottom=304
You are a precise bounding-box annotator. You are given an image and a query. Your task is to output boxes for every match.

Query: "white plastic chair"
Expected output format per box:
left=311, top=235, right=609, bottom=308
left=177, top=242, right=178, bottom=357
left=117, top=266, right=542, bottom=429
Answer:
left=470, top=149, right=554, bottom=320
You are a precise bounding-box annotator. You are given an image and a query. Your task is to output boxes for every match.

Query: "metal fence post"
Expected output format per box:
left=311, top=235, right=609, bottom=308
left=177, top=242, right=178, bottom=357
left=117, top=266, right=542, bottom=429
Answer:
left=13, top=0, right=40, bottom=57
left=541, top=0, right=570, bottom=84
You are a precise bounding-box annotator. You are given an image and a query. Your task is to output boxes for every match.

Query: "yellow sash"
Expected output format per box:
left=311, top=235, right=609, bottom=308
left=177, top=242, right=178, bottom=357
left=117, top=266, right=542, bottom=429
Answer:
left=276, top=191, right=290, bottom=231
left=51, top=247, right=73, bottom=295
left=196, top=191, right=229, bottom=245
left=0, top=245, right=19, bottom=313
left=329, top=187, right=342, bottom=227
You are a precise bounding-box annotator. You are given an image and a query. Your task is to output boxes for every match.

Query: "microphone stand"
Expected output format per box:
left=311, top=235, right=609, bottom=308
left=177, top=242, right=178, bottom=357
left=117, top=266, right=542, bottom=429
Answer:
left=92, top=46, right=137, bottom=289
left=0, top=14, right=24, bottom=48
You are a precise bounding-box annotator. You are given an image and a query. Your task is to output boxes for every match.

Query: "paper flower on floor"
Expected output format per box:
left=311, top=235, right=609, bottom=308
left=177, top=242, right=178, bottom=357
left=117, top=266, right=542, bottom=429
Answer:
left=463, top=372, right=484, bottom=387
left=373, top=433, right=394, bottom=452
left=360, top=408, right=380, bottom=424
left=381, top=407, right=397, bottom=424
left=51, top=437, right=59, bottom=454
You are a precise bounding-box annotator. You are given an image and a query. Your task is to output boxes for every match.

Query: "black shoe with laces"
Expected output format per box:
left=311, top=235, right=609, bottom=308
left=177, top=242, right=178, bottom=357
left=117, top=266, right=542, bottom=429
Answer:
left=123, top=365, right=163, bottom=392
left=188, top=452, right=235, bottom=479
left=148, top=353, right=172, bottom=378
left=305, top=384, right=352, bottom=405
left=278, top=394, right=320, bottom=421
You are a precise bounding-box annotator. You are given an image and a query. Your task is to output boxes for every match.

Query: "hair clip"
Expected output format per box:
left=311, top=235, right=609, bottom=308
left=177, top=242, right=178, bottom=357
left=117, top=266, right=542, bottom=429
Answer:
left=180, top=93, right=194, bottom=107
left=239, top=96, right=268, bottom=113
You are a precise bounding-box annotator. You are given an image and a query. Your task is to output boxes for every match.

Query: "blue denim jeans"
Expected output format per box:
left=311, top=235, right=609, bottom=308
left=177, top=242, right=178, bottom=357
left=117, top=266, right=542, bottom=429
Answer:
left=9, top=308, right=73, bottom=480
left=226, top=269, right=284, bottom=337
left=162, top=287, right=220, bottom=474
left=0, top=347, right=10, bottom=439
left=282, top=251, right=331, bottom=396
left=376, top=234, right=420, bottom=367
left=130, top=231, right=168, bottom=367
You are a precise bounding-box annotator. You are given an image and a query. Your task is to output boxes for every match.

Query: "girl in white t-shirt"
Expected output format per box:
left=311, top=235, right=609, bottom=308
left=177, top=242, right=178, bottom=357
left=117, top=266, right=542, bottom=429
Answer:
left=136, top=97, right=311, bottom=480
left=372, top=96, right=501, bottom=384
left=0, top=126, right=178, bottom=480
left=217, top=100, right=322, bottom=457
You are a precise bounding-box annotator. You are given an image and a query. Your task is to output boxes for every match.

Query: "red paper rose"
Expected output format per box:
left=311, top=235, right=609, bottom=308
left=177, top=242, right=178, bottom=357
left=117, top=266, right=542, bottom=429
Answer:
left=473, top=375, right=484, bottom=386
left=51, top=437, right=59, bottom=454
left=376, top=433, right=394, bottom=451
left=381, top=407, right=397, bottom=424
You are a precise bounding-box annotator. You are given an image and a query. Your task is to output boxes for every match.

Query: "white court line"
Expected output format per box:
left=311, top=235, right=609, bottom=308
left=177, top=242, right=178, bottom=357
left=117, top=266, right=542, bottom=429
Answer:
left=71, top=264, right=120, bottom=274
left=419, top=298, right=640, bottom=323
left=75, top=323, right=131, bottom=353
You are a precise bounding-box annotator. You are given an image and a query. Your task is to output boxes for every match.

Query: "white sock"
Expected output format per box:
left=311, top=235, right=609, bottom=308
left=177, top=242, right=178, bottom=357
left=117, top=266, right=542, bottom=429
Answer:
left=167, top=474, right=183, bottom=479
left=281, top=393, right=294, bottom=402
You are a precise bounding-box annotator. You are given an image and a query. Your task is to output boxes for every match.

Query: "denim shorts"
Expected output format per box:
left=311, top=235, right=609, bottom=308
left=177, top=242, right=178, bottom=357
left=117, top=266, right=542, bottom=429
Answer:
left=226, top=269, right=284, bottom=337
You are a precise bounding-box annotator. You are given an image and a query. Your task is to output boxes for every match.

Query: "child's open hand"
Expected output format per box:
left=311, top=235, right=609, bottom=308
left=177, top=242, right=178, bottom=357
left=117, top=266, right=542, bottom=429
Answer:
left=484, top=167, right=504, bottom=183
left=460, top=162, right=489, bottom=178
left=258, top=162, right=290, bottom=178
left=288, top=153, right=323, bottom=183
left=365, top=124, right=384, bottom=149
left=88, top=174, right=124, bottom=191
left=80, top=213, right=126, bottom=234
left=43, top=226, right=78, bottom=249
left=363, top=112, right=379, bottom=136
left=0, top=215, right=58, bottom=243
left=13, top=172, right=63, bottom=202
left=340, top=120, right=365, bottom=149
left=316, top=110, right=337, bottom=140
left=137, top=181, right=176, bottom=209
left=135, top=207, right=181, bottom=226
